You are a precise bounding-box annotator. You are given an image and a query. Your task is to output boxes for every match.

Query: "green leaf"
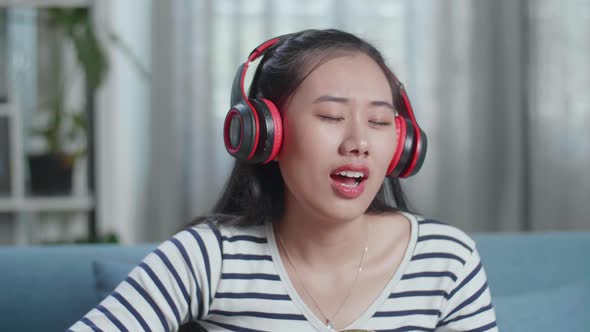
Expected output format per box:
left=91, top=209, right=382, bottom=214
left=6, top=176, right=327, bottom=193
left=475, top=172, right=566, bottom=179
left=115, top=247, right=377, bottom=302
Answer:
left=47, top=7, right=108, bottom=90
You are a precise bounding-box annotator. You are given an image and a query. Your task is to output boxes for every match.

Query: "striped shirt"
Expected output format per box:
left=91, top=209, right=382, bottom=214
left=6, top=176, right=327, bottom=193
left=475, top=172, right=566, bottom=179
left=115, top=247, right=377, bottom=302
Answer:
left=69, top=212, right=498, bottom=331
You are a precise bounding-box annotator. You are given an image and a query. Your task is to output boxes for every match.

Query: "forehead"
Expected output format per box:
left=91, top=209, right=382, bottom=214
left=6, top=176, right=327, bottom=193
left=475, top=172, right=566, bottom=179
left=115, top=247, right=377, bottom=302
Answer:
left=293, top=52, right=393, bottom=103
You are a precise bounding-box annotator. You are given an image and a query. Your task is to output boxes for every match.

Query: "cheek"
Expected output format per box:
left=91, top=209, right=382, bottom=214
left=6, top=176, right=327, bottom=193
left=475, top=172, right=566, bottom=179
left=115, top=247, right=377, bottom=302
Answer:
left=373, top=130, right=398, bottom=173
left=277, top=117, right=340, bottom=199
left=381, top=130, right=398, bottom=157
left=280, top=116, right=338, bottom=160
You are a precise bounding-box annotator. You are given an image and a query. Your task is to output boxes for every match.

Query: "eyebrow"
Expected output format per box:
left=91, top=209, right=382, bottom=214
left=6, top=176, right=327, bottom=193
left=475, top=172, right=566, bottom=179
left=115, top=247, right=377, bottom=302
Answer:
left=313, top=95, right=395, bottom=111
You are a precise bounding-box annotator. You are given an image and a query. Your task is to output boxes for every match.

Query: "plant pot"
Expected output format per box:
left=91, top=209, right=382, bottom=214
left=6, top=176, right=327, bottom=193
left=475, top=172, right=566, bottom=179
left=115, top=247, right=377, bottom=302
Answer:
left=27, top=153, right=74, bottom=195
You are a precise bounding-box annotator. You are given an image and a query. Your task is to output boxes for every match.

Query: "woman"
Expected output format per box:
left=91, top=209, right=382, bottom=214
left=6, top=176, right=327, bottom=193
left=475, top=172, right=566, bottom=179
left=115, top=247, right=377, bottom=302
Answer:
left=70, top=29, right=498, bottom=332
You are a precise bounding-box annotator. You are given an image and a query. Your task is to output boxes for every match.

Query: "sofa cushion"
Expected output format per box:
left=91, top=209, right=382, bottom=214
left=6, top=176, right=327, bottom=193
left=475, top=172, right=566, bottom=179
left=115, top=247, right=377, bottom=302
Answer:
left=92, top=259, right=137, bottom=300
left=493, top=280, right=590, bottom=331
left=473, top=232, right=590, bottom=295
left=0, top=244, right=155, bottom=332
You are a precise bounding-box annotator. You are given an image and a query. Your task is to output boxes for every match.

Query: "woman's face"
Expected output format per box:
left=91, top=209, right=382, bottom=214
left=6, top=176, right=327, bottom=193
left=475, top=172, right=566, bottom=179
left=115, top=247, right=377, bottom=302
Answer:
left=277, top=51, right=397, bottom=223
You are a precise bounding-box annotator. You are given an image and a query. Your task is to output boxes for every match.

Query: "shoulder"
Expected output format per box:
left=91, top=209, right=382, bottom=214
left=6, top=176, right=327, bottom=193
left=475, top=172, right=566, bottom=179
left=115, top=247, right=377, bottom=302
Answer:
left=154, top=216, right=268, bottom=275
left=178, top=216, right=268, bottom=254
left=403, top=214, right=492, bottom=301
left=414, top=215, right=477, bottom=252
left=408, top=213, right=478, bottom=267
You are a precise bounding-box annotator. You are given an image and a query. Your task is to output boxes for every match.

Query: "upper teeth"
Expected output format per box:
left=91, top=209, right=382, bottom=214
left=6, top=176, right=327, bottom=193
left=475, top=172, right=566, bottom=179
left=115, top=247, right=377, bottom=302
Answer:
left=336, top=171, right=364, bottom=178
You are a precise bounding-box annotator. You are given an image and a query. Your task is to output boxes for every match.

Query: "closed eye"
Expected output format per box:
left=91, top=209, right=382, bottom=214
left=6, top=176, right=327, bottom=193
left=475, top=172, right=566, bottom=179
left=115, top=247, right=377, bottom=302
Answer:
left=369, top=120, right=392, bottom=126
left=318, top=115, right=344, bottom=122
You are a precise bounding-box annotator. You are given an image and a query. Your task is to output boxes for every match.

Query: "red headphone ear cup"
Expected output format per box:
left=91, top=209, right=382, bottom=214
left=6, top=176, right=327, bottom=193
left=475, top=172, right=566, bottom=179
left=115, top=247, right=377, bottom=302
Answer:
left=224, top=102, right=258, bottom=161
left=260, top=98, right=282, bottom=163
left=387, top=116, right=415, bottom=177
left=401, top=127, right=428, bottom=177
left=387, top=117, right=406, bottom=176
left=245, top=98, right=282, bottom=164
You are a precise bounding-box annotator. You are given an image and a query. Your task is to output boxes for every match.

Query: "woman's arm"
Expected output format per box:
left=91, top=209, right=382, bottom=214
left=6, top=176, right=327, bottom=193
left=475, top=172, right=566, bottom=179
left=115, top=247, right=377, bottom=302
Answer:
left=68, top=225, right=222, bottom=332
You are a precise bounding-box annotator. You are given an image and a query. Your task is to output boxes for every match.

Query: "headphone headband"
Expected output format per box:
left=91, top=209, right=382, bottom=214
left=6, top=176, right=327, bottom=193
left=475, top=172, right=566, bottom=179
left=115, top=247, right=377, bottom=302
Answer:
left=231, top=37, right=282, bottom=117
left=248, top=37, right=281, bottom=62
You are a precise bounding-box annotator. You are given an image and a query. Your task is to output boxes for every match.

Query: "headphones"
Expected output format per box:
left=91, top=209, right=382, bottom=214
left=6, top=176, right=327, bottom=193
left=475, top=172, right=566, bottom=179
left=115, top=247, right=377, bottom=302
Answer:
left=223, top=35, right=427, bottom=178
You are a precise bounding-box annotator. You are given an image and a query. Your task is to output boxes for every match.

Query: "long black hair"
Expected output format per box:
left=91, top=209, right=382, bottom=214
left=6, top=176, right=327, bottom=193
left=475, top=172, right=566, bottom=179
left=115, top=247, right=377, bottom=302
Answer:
left=186, top=29, right=412, bottom=229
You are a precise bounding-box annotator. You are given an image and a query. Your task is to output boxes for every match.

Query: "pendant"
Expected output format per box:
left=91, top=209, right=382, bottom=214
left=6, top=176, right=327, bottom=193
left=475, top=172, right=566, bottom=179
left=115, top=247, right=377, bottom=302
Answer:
left=326, top=320, right=334, bottom=329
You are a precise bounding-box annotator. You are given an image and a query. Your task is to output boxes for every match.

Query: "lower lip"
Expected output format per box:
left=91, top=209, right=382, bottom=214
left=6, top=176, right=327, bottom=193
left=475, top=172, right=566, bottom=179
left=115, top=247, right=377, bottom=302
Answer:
left=330, top=178, right=367, bottom=199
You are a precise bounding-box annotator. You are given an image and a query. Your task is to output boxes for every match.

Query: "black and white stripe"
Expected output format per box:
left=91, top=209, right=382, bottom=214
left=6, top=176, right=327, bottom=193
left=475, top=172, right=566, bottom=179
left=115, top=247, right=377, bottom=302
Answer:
left=69, top=215, right=497, bottom=331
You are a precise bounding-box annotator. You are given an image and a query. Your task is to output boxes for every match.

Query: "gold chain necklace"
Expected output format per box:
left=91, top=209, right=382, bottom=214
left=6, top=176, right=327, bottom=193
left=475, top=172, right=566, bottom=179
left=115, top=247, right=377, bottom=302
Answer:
left=276, top=223, right=370, bottom=330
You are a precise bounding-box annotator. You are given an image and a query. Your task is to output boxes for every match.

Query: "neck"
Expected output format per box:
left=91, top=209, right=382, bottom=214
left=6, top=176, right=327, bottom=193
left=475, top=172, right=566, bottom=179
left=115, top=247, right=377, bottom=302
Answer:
left=274, top=200, right=370, bottom=269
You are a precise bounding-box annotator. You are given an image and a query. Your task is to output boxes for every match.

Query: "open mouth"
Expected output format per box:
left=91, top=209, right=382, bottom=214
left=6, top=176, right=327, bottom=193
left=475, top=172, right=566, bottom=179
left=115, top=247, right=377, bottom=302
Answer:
left=329, top=170, right=367, bottom=187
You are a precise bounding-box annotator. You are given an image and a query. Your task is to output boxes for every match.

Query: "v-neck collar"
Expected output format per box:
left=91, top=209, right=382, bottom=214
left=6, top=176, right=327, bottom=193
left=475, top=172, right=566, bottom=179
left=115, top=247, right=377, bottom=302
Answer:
left=265, top=211, right=419, bottom=331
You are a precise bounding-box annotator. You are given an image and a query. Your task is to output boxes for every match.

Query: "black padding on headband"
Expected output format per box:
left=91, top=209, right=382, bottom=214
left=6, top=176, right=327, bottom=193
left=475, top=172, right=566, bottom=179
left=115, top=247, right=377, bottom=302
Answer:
left=395, top=117, right=415, bottom=177
left=408, top=129, right=428, bottom=176
left=232, top=103, right=256, bottom=160
left=248, top=99, right=276, bottom=164
left=231, top=63, right=246, bottom=107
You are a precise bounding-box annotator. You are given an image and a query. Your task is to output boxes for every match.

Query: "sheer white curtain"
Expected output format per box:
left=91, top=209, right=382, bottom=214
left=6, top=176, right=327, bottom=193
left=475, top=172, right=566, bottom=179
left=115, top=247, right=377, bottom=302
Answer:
left=526, top=0, right=590, bottom=230
left=408, top=0, right=590, bottom=231
left=140, top=0, right=214, bottom=242
left=141, top=0, right=589, bottom=242
left=402, top=0, right=529, bottom=232
left=404, top=0, right=589, bottom=232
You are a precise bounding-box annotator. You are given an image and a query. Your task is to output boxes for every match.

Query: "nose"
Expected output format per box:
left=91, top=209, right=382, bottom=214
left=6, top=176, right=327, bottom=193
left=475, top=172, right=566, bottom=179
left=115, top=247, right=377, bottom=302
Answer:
left=339, top=120, right=369, bottom=157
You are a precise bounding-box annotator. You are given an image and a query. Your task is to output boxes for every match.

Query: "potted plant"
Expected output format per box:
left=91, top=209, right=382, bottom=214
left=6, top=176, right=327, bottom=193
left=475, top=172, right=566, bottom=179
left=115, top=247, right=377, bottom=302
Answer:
left=27, top=7, right=106, bottom=195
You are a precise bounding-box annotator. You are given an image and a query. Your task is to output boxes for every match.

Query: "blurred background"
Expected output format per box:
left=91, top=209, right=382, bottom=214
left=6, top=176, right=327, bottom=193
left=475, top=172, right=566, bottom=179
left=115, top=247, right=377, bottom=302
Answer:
left=0, top=0, right=588, bottom=246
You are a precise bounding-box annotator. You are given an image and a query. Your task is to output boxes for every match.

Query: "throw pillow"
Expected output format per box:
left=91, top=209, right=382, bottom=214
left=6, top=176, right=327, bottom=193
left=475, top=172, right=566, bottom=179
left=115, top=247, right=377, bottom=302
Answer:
left=92, top=260, right=136, bottom=301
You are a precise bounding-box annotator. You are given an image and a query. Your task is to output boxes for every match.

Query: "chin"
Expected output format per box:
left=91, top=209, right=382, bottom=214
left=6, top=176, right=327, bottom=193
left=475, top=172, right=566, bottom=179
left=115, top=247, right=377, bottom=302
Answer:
left=319, top=199, right=372, bottom=222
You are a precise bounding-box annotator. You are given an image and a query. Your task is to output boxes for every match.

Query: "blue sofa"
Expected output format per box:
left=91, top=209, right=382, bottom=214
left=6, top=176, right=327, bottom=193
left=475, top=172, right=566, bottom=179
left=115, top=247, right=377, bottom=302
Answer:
left=1, top=232, right=589, bottom=331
